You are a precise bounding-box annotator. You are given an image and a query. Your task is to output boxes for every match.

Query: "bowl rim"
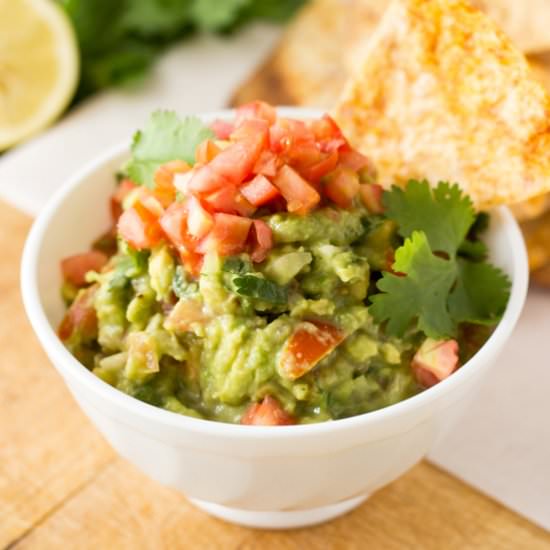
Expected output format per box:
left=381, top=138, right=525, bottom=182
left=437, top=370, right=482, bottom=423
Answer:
left=20, top=107, right=529, bottom=440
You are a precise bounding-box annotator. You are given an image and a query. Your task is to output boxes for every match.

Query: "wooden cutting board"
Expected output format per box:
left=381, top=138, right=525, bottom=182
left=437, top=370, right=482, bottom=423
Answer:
left=1, top=201, right=549, bottom=548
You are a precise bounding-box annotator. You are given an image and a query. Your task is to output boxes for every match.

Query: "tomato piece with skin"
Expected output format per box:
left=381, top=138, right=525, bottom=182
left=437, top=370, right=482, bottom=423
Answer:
left=152, top=161, right=190, bottom=207
left=198, top=132, right=266, bottom=188
left=188, top=164, right=229, bottom=194
left=159, top=203, right=203, bottom=275
left=273, top=165, right=320, bottom=215
left=197, top=213, right=253, bottom=256
left=203, top=185, right=256, bottom=217
left=118, top=202, right=163, bottom=250
left=307, top=114, right=346, bottom=142
left=240, top=175, right=280, bottom=207
left=269, top=118, right=315, bottom=154
left=324, top=167, right=360, bottom=208
left=241, top=396, right=295, bottom=426
left=210, top=119, right=234, bottom=140
left=252, top=150, right=280, bottom=177
left=58, top=286, right=98, bottom=341
left=110, top=179, right=137, bottom=222
left=195, top=139, right=221, bottom=165
left=159, top=203, right=199, bottom=251
left=61, top=251, right=108, bottom=287
left=249, top=219, right=273, bottom=262
left=359, top=183, right=385, bottom=214
left=285, top=142, right=323, bottom=173
left=300, top=150, right=339, bottom=184
left=230, top=117, right=269, bottom=143
left=186, top=195, right=214, bottom=239
left=236, top=101, right=277, bottom=126
left=412, top=339, right=459, bottom=388
left=279, top=321, right=345, bottom=380
left=338, top=149, right=373, bottom=174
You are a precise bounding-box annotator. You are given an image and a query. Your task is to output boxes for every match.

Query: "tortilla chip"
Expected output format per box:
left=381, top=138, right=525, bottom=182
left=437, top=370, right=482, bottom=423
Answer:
left=473, top=0, right=550, bottom=55
left=333, top=0, right=550, bottom=211
left=230, top=0, right=390, bottom=109
left=531, top=263, right=550, bottom=288
left=521, top=210, right=550, bottom=271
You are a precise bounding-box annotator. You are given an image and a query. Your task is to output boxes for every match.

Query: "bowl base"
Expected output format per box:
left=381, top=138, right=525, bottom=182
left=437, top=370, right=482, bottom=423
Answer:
left=188, top=494, right=369, bottom=529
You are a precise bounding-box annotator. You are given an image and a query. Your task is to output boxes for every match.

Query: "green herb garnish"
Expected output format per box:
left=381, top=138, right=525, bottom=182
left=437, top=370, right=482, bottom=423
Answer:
left=233, top=275, right=288, bottom=304
left=370, top=181, right=511, bottom=339
left=126, top=111, right=214, bottom=187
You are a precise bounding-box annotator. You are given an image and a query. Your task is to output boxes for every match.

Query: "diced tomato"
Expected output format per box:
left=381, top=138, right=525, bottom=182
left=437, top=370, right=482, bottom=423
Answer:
left=61, top=251, right=108, bottom=287
left=180, top=248, right=204, bottom=277
left=195, top=139, right=221, bottom=165
left=230, top=118, right=269, bottom=145
left=236, top=101, right=277, bottom=126
left=203, top=185, right=256, bottom=217
left=269, top=118, right=314, bottom=154
left=159, top=203, right=203, bottom=275
left=411, top=339, right=459, bottom=388
left=110, top=179, right=137, bottom=222
left=253, top=150, right=280, bottom=177
left=188, top=165, right=228, bottom=194
left=194, top=132, right=266, bottom=188
left=359, top=183, right=385, bottom=214
left=118, top=202, right=162, bottom=250
left=154, top=160, right=191, bottom=189
left=300, top=150, right=339, bottom=184
left=339, top=150, right=370, bottom=172
left=285, top=142, right=323, bottom=172
left=241, top=396, right=295, bottom=426
left=279, top=321, right=345, bottom=380
left=197, top=213, right=252, bottom=256
left=240, top=175, right=280, bottom=207
left=273, top=165, right=320, bottom=215
left=210, top=119, right=234, bottom=140
left=324, top=167, right=360, bottom=208
left=249, top=219, right=273, bottom=263
left=139, top=190, right=165, bottom=218
left=159, top=203, right=197, bottom=251
left=187, top=196, right=214, bottom=239
left=307, top=114, right=345, bottom=142
left=153, top=161, right=190, bottom=207
left=166, top=297, right=210, bottom=332
left=58, top=286, right=98, bottom=341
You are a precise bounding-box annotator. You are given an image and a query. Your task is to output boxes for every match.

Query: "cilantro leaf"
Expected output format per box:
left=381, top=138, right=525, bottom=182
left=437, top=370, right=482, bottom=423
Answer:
left=384, top=180, right=475, bottom=256
left=448, top=259, right=510, bottom=324
left=233, top=275, right=288, bottom=305
left=126, top=111, right=215, bottom=187
left=370, top=232, right=457, bottom=338
left=222, top=256, right=251, bottom=275
left=121, top=0, right=192, bottom=37
left=457, top=239, right=488, bottom=261
left=190, top=0, right=251, bottom=31
left=61, top=0, right=304, bottom=100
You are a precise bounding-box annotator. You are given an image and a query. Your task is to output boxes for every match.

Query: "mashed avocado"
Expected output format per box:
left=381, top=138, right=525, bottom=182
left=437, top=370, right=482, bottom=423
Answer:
left=64, top=205, right=422, bottom=424
left=59, top=107, right=507, bottom=425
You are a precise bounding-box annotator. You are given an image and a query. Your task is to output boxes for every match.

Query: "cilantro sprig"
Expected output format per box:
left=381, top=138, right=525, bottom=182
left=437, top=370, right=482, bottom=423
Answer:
left=370, top=181, right=510, bottom=339
left=125, top=111, right=214, bottom=187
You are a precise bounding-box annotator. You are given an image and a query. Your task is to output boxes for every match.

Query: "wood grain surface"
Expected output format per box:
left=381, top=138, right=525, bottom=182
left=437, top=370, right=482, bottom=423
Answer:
left=2, top=199, right=549, bottom=549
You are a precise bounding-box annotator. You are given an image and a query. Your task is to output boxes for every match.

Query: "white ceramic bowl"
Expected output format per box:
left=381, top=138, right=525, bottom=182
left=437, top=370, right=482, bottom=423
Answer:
left=21, top=108, right=529, bottom=529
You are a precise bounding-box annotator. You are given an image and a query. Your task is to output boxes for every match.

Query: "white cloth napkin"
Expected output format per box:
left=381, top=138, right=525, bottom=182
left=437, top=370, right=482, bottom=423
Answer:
left=2, top=24, right=548, bottom=531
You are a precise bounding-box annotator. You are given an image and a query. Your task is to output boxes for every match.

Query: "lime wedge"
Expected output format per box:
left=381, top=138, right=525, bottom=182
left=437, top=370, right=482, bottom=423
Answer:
left=0, top=0, right=79, bottom=150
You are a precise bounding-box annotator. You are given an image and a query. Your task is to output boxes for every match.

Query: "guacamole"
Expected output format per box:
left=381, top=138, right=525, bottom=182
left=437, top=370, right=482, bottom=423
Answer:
left=58, top=103, right=509, bottom=425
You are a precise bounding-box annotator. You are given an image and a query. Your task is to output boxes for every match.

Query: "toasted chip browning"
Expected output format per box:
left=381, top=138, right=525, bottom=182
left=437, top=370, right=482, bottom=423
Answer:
left=521, top=210, right=550, bottom=271
left=333, top=0, right=550, bottom=211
